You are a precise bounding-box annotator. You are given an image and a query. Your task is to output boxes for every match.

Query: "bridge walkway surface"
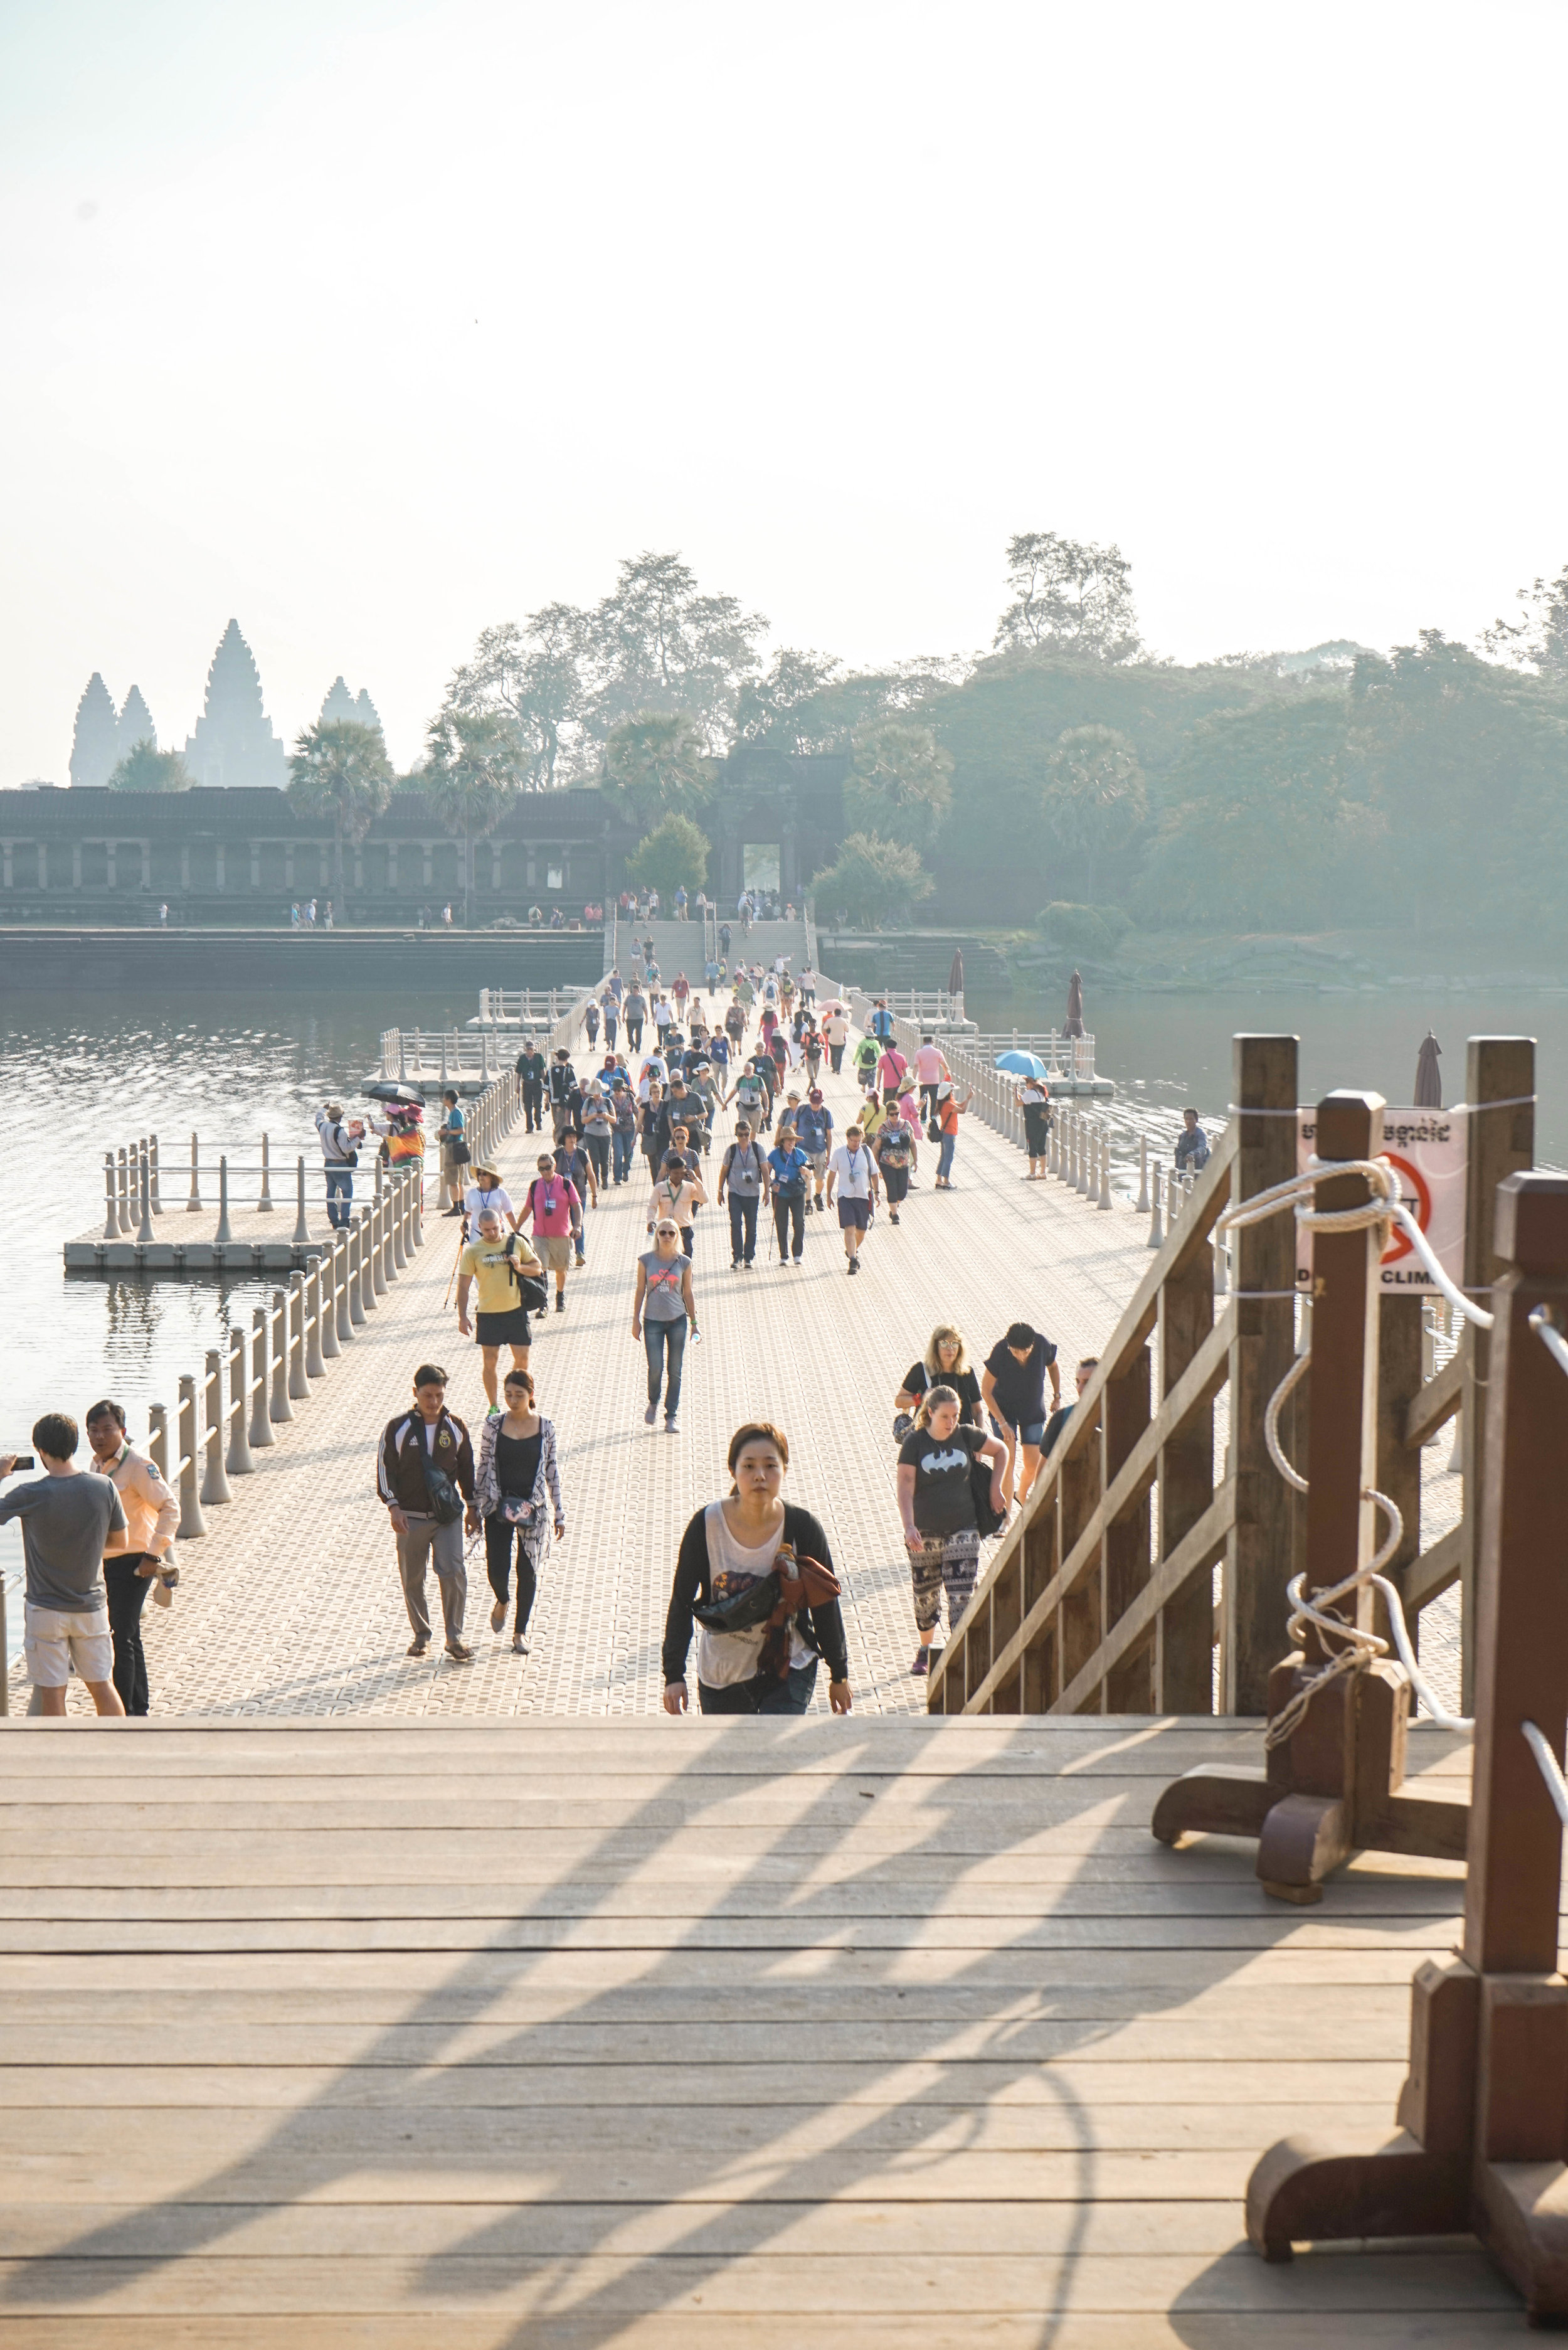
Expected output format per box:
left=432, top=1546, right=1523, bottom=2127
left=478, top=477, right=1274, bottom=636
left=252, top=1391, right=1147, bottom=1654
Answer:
left=9, top=1006, right=1162, bottom=1719
left=0, top=1711, right=1512, bottom=2343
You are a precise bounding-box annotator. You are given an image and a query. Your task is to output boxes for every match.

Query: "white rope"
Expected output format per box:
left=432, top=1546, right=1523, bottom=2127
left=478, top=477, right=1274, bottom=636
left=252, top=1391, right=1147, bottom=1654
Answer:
left=1522, top=1721, right=1568, bottom=1827
left=1226, top=1152, right=1481, bottom=1746
left=1530, top=1305, right=1568, bottom=1384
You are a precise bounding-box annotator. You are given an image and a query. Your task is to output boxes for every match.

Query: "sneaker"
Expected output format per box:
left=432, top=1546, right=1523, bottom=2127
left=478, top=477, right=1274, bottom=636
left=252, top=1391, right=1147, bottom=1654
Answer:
left=814, top=1196, right=824, bottom=1211
left=889, top=1210, right=899, bottom=1225
left=555, top=1294, right=565, bottom=1312
left=490, top=1598, right=507, bottom=1632
left=644, top=1403, right=659, bottom=1425
left=847, top=1256, right=859, bottom=1274
left=911, top=1646, right=930, bottom=1676
left=665, top=1414, right=679, bottom=1433
left=731, top=1257, right=741, bottom=1270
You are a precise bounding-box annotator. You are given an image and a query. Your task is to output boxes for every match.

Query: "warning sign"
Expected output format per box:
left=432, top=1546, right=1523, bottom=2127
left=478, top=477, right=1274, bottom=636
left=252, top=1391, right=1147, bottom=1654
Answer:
left=1295, top=1108, right=1466, bottom=1295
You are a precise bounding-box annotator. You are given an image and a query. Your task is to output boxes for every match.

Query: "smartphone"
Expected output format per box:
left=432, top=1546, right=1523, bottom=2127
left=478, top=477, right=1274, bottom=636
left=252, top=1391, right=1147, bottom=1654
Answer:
left=5, top=1455, right=34, bottom=1472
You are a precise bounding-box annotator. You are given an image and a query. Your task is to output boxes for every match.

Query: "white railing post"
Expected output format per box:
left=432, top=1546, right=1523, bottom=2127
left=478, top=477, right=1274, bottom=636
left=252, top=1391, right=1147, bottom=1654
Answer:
left=1097, top=1127, right=1113, bottom=1209
left=117, top=1147, right=130, bottom=1231
left=214, top=1156, right=234, bottom=1247
left=149, top=1133, right=162, bottom=1214
left=293, top=1157, right=311, bottom=1247
left=249, top=1311, right=276, bottom=1449
left=1136, top=1134, right=1150, bottom=1214
left=1147, top=1162, right=1164, bottom=1248
left=321, top=1240, right=344, bottom=1356
left=268, top=1290, right=294, bottom=1422
left=200, top=1349, right=233, bottom=1506
left=356, top=1210, right=377, bottom=1316
left=103, top=1154, right=119, bottom=1239
left=287, top=1272, right=311, bottom=1400
left=149, top=1402, right=169, bottom=1479
left=257, top=1132, right=273, bottom=1213
left=176, top=1374, right=207, bottom=1538
left=305, top=1259, right=327, bottom=1378
left=187, top=1131, right=201, bottom=1212
left=226, top=1323, right=255, bottom=1474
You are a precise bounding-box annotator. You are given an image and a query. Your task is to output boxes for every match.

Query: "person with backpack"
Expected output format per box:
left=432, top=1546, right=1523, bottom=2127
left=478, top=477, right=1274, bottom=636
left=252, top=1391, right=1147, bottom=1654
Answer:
left=876, top=1038, right=908, bottom=1105
left=377, top=1363, right=475, bottom=1661
left=1020, top=1073, right=1052, bottom=1178
left=826, top=1123, right=879, bottom=1275
left=718, top=1119, right=770, bottom=1268
left=520, top=1154, right=581, bottom=1315
left=580, top=1087, right=614, bottom=1193
left=638, top=1080, right=674, bottom=1186
left=547, top=1049, right=581, bottom=1142
left=852, top=1031, right=881, bottom=1098
left=582, top=995, right=601, bottom=1049
left=632, top=1218, right=700, bottom=1432
left=474, top=1367, right=565, bottom=1654
left=824, top=1003, right=849, bottom=1073
left=897, top=1385, right=1007, bottom=1677
left=456, top=1208, right=544, bottom=1405
left=932, top=1080, right=973, bottom=1188
left=766, top=1122, right=810, bottom=1265
left=874, top=1107, right=918, bottom=1225
left=894, top=1326, right=986, bottom=1441
left=726, top=1053, right=766, bottom=1133
left=437, top=1088, right=467, bottom=1213
left=660, top=1420, right=852, bottom=1716
left=314, top=1102, right=363, bottom=1230
left=793, top=1086, right=834, bottom=1210
left=552, top=1129, right=598, bottom=1265
left=610, top=1077, right=637, bottom=1184
left=514, top=1043, right=548, bottom=1134
left=647, top=1149, right=708, bottom=1256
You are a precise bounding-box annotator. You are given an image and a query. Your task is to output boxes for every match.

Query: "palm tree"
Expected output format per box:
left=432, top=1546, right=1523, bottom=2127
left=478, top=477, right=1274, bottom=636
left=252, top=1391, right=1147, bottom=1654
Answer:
left=287, top=720, right=393, bottom=909
left=423, top=710, right=524, bottom=928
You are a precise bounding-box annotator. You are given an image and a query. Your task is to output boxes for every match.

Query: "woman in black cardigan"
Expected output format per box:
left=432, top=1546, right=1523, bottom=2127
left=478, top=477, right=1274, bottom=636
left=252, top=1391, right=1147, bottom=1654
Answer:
left=662, top=1421, right=853, bottom=1716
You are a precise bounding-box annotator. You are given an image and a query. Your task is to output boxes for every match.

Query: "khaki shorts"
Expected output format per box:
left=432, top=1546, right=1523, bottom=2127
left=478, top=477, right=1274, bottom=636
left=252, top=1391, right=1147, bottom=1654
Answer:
left=538, top=1233, right=572, bottom=1273
left=25, top=1603, right=113, bottom=1688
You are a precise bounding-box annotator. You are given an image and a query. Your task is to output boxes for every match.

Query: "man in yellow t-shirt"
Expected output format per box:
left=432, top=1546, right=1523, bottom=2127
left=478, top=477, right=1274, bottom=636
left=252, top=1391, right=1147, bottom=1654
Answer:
left=456, top=1208, right=541, bottom=1406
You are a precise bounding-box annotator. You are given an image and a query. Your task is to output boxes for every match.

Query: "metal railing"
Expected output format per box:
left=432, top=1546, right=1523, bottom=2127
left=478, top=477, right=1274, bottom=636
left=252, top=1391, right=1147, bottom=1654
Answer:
left=474, top=988, right=590, bottom=1028
left=972, top=1030, right=1098, bottom=1081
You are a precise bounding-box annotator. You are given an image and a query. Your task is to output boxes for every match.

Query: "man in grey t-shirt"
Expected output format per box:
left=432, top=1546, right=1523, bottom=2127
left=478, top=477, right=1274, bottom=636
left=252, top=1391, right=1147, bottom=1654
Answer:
left=1, top=1411, right=127, bottom=1716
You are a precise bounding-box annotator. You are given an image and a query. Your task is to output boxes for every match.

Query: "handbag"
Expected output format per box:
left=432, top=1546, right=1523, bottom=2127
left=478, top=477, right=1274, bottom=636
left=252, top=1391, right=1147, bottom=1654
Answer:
left=970, top=1440, right=1007, bottom=1539
left=926, top=1117, right=941, bottom=1144
left=418, top=1431, right=465, bottom=1526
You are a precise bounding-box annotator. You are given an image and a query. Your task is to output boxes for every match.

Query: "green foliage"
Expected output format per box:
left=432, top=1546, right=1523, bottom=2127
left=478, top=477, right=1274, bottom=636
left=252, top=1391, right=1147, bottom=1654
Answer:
left=844, top=719, right=953, bottom=854
left=108, top=740, right=193, bottom=792
left=625, top=812, right=709, bottom=901
left=808, top=831, right=933, bottom=929
left=602, top=711, right=712, bottom=826
left=993, top=531, right=1141, bottom=662
left=1036, top=902, right=1131, bottom=953
left=443, top=609, right=586, bottom=790
left=1135, top=694, right=1374, bottom=927
left=288, top=720, right=393, bottom=900
left=423, top=708, right=524, bottom=925
left=1042, top=727, right=1147, bottom=900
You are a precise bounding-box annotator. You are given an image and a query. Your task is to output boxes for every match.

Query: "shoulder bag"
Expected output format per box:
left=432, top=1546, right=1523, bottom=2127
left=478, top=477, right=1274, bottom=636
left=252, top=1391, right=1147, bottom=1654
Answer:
left=417, top=1423, right=466, bottom=1526
left=969, top=1432, right=1007, bottom=1539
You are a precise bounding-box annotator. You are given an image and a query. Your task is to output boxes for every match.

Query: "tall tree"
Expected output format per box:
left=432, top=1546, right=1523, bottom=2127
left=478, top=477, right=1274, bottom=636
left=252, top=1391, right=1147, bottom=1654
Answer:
left=423, top=710, right=522, bottom=927
left=1481, top=561, right=1568, bottom=684
left=109, top=742, right=193, bottom=792
left=993, top=531, right=1141, bottom=662
left=585, top=551, right=766, bottom=747
left=1042, top=725, right=1148, bottom=899
left=287, top=720, right=393, bottom=905
left=844, top=719, right=953, bottom=854
left=601, top=711, right=712, bottom=827
left=443, top=604, right=590, bottom=788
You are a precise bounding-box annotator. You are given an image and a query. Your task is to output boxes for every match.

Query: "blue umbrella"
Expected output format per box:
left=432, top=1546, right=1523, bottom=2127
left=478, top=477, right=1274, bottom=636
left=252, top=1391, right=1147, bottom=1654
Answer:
left=996, top=1050, right=1047, bottom=1078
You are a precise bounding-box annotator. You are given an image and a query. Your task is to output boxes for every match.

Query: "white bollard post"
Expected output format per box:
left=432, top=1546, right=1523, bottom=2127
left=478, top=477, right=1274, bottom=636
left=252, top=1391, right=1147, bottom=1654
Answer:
left=200, top=1349, right=233, bottom=1505
left=103, top=1154, right=119, bottom=1240
left=305, top=1260, right=327, bottom=1379
left=349, top=1218, right=368, bottom=1324
left=176, top=1374, right=208, bottom=1538
left=268, top=1291, right=294, bottom=1422
left=1136, top=1134, right=1150, bottom=1215
left=248, top=1311, right=276, bottom=1449
left=149, top=1133, right=162, bottom=1214
left=187, top=1131, right=202, bottom=1213
left=214, top=1156, right=235, bottom=1247
left=257, top=1132, right=274, bottom=1213
left=1096, top=1128, right=1113, bottom=1210
left=226, top=1323, right=255, bottom=1475
left=1147, top=1162, right=1163, bottom=1248
left=1447, top=1404, right=1464, bottom=1476
left=287, top=1272, right=311, bottom=1400
left=117, top=1147, right=131, bottom=1231
left=317, top=1251, right=341, bottom=1360
left=293, top=1157, right=311, bottom=1247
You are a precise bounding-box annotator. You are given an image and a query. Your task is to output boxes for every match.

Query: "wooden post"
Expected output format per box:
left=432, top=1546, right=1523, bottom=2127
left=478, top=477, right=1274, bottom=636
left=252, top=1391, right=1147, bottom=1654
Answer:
left=1460, top=1036, right=1535, bottom=1710
left=1224, top=1034, right=1300, bottom=1711
left=1103, top=1343, right=1154, bottom=1711
left=1157, top=1223, right=1217, bottom=1714
left=1245, top=1174, right=1568, bottom=2317
left=1374, top=1295, right=1424, bottom=1624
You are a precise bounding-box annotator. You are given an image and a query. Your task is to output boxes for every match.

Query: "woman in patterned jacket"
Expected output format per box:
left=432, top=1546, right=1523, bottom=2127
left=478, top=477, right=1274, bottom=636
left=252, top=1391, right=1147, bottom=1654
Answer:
left=469, top=1370, right=566, bottom=1655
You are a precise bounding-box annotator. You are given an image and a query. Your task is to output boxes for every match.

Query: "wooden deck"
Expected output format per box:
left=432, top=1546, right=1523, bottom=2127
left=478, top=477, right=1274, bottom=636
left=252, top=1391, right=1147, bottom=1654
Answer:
left=0, top=1713, right=1521, bottom=2343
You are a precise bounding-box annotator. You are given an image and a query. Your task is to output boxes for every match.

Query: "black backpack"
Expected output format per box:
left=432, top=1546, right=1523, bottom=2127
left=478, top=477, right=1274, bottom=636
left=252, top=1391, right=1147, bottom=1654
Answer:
left=970, top=1436, right=1007, bottom=1539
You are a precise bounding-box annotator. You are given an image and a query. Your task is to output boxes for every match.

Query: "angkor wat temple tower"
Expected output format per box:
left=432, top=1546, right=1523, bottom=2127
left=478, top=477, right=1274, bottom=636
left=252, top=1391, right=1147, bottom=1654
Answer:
left=183, top=619, right=287, bottom=787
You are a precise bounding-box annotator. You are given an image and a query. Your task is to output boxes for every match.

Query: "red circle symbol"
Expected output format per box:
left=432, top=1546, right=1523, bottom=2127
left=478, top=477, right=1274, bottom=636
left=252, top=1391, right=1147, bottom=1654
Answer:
left=1381, top=1152, right=1431, bottom=1264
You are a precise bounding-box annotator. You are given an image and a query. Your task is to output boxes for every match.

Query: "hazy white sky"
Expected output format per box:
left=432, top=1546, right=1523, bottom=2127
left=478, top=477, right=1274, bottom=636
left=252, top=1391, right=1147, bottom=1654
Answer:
left=3, top=0, right=1565, bottom=778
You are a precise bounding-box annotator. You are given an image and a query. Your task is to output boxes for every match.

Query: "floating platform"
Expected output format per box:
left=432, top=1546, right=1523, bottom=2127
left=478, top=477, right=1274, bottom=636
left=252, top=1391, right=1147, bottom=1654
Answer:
left=63, top=1203, right=334, bottom=1275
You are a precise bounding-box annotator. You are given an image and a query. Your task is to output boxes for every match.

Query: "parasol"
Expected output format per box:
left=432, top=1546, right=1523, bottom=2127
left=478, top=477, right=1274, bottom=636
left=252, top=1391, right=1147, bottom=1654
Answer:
left=1414, top=1031, right=1443, bottom=1109
left=1064, top=969, right=1085, bottom=1039
left=367, top=1082, right=426, bottom=1105
left=996, top=1050, right=1048, bottom=1078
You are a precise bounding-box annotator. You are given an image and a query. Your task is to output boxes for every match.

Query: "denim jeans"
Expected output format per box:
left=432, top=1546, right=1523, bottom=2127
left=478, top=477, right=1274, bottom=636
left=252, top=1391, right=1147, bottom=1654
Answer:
left=325, top=1166, right=354, bottom=1227
left=612, top=1127, right=635, bottom=1182
left=773, top=1191, right=805, bottom=1259
left=728, top=1193, right=758, bottom=1263
left=698, top=1660, right=818, bottom=1714
left=644, top=1314, right=687, bottom=1415
left=938, top=1132, right=956, bottom=1180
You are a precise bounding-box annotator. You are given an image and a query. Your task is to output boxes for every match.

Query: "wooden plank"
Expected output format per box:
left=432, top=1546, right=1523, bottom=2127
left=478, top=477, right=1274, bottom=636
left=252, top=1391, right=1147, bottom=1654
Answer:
left=1157, top=1224, right=1218, bottom=1713
left=1375, top=1292, right=1424, bottom=1599
left=1104, top=1341, right=1155, bottom=1712
left=1404, top=1348, right=1463, bottom=1450
left=0, top=2250, right=1520, bottom=2318
left=1406, top=1521, right=1465, bottom=1614
left=1056, top=1486, right=1237, bottom=1718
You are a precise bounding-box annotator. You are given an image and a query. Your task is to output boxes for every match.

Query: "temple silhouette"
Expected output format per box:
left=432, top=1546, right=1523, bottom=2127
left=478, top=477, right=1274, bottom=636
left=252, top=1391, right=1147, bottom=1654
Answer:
left=182, top=618, right=287, bottom=789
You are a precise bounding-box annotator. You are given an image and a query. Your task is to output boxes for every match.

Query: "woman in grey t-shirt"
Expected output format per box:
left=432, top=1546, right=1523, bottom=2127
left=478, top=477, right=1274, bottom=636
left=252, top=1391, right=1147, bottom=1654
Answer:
left=631, top=1221, right=699, bottom=1433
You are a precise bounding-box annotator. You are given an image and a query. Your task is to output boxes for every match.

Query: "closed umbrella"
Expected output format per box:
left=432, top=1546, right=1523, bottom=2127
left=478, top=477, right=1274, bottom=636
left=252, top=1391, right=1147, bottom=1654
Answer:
left=1064, top=969, right=1085, bottom=1039
left=948, top=949, right=964, bottom=997
left=1414, top=1031, right=1443, bottom=1109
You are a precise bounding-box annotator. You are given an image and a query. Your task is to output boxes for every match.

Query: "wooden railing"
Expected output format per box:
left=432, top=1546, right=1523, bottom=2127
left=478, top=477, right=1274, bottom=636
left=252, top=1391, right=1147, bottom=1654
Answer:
left=928, top=1034, right=1528, bottom=1719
